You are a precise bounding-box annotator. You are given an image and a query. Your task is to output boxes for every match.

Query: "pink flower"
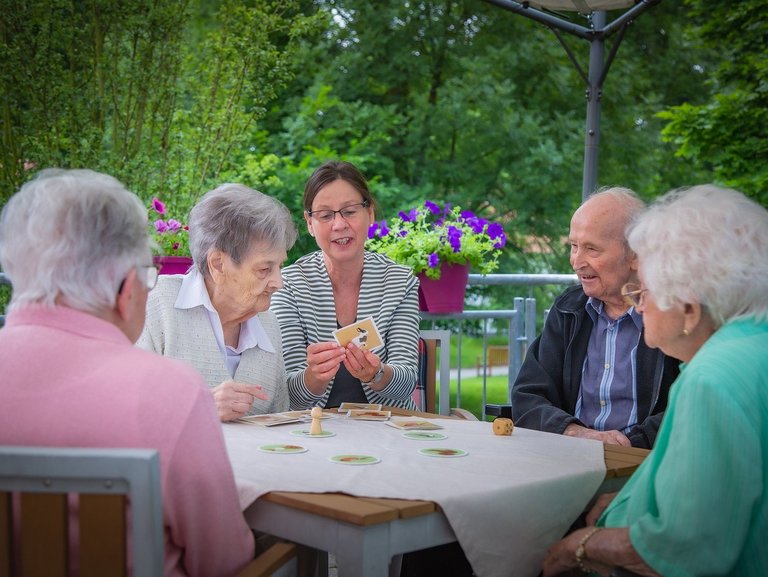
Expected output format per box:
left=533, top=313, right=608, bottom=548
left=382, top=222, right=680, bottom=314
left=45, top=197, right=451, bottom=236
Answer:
left=152, top=197, right=166, bottom=215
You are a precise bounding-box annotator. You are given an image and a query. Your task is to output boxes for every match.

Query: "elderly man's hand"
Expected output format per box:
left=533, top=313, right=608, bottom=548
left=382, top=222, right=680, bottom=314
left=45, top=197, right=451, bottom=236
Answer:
left=564, top=424, right=631, bottom=446
left=212, top=380, right=268, bottom=422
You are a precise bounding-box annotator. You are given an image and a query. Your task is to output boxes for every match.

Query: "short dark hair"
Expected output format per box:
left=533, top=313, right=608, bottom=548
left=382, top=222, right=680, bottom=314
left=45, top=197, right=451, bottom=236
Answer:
left=303, top=161, right=376, bottom=212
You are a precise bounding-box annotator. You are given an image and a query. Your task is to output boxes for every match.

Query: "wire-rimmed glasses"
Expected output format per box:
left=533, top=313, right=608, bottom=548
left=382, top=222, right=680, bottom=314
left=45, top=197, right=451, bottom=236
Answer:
left=307, top=200, right=370, bottom=224
left=621, top=283, right=647, bottom=308
left=140, top=265, right=159, bottom=290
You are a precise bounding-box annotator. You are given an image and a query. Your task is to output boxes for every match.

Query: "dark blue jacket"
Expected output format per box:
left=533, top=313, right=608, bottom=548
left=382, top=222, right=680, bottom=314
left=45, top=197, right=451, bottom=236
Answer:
left=511, top=285, right=679, bottom=448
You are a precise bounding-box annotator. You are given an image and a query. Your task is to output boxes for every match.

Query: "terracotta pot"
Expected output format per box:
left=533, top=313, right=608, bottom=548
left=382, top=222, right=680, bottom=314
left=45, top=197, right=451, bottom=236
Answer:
left=416, top=262, right=470, bottom=313
left=153, top=255, right=193, bottom=275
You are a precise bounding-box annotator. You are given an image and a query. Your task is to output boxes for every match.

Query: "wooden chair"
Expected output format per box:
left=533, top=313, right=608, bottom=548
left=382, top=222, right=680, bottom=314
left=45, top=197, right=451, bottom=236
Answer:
left=0, top=445, right=296, bottom=577
left=418, top=330, right=477, bottom=420
left=0, top=446, right=164, bottom=577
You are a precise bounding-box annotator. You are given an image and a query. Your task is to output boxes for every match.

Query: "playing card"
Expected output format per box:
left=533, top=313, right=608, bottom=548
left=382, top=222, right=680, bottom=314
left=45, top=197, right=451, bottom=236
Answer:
left=346, top=409, right=391, bottom=421
left=237, top=413, right=301, bottom=426
left=333, top=316, right=383, bottom=350
left=337, top=402, right=382, bottom=412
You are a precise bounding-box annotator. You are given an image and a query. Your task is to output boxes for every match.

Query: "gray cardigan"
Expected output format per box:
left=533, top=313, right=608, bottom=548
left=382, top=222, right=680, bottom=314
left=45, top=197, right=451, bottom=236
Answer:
left=137, top=275, right=289, bottom=414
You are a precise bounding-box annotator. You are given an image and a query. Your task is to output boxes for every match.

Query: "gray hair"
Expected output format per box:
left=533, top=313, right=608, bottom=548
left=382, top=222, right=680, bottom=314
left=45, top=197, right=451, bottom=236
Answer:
left=0, top=168, right=151, bottom=313
left=189, top=183, right=297, bottom=276
left=627, top=184, right=768, bottom=327
left=589, top=186, right=645, bottom=217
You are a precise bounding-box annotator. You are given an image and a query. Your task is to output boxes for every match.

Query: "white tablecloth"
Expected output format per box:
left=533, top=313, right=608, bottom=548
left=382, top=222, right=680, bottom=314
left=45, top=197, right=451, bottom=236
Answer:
left=223, top=416, right=604, bottom=577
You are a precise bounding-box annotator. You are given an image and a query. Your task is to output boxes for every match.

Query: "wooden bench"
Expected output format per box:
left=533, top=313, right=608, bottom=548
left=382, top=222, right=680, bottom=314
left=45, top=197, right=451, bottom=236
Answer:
left=476, top=345, right=509, bottom=376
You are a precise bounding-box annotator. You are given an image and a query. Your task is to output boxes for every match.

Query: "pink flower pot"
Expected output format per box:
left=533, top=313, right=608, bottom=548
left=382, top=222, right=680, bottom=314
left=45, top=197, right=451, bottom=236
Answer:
left=417, top=262, right=470, bottom=313
left=153, top=255, right=193, bottom=275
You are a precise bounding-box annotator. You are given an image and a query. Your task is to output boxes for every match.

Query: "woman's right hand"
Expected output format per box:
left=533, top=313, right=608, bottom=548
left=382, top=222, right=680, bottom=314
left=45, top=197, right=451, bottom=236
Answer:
left=304, top=341, right=346, bottom=394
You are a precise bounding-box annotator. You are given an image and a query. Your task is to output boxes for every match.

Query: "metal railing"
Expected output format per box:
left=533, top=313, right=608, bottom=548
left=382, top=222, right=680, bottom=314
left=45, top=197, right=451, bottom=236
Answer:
left=421, top=273, right=578, bottom=418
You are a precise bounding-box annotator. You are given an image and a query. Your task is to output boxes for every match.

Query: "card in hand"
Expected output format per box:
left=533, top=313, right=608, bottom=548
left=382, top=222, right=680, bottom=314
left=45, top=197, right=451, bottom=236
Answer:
left=333, top=316, right=383, bottom=350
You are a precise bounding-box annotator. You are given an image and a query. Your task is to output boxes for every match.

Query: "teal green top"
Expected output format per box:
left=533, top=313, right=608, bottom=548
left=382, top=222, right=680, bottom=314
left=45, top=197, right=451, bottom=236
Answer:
left=599, top=316, right=768, bottom=576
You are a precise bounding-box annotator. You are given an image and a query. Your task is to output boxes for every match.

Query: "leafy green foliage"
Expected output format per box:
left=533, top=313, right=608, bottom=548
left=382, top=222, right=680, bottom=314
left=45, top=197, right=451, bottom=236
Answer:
left=367, top=201, right=507, bottom=279
left=2, top=0, right=762, bottom=299
left=0, top=0, right=324, bottom=216
left=657, top=0, right=768, bottom=205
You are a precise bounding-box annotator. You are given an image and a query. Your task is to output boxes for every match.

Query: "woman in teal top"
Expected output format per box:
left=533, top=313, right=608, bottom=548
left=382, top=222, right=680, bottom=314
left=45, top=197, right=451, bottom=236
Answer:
left=543, top=185, right=768, bottom=577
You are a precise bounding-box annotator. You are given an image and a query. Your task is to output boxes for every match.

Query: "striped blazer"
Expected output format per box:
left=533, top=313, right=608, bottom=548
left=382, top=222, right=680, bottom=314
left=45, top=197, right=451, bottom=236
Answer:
left=271, top=250, right=420, bottom=410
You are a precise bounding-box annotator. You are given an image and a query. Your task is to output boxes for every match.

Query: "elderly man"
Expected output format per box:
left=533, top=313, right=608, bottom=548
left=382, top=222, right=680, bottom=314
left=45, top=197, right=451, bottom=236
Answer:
left=0, top=169, right=255, bottom=576
left=511, top=187, right=679, bottom=448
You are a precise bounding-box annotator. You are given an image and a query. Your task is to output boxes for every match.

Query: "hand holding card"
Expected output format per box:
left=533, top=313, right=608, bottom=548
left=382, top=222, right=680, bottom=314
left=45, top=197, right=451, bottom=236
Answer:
left=333, top=316, right=383, bottom=350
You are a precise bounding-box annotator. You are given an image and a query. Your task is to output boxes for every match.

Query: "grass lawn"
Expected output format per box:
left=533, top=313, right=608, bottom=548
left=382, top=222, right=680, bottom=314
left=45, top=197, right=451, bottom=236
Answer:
left=447, top=334, right=509, bottom=368
left=439, top=374, right=511, bottom=421
left=421, top=334, right=516, bottom=419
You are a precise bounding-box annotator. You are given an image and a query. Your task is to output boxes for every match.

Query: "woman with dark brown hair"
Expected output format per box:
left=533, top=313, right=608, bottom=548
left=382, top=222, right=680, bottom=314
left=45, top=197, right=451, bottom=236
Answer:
left=271, top=160, right=420, bottom=410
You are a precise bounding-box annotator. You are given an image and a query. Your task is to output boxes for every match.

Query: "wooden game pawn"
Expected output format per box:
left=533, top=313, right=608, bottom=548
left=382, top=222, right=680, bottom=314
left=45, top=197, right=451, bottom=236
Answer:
left=309, top=406, right=323, bottom=435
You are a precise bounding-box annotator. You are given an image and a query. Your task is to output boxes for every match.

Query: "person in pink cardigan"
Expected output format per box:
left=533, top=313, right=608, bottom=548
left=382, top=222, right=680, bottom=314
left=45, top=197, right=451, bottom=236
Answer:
left=0, top=169, right=255, bottom=577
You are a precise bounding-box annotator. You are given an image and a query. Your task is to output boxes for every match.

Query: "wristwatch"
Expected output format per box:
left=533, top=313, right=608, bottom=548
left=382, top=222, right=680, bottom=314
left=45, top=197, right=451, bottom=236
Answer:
left=362, top=364, right=385, bottom=386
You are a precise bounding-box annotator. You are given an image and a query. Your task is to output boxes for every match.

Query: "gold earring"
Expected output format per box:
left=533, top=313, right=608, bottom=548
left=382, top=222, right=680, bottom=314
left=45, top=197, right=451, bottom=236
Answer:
left=682, top=328, right=690, bottom=336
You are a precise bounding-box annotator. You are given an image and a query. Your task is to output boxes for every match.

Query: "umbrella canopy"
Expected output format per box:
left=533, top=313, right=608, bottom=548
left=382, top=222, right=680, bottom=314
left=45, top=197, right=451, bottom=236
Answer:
left=483, top=0, right=662, bottom=198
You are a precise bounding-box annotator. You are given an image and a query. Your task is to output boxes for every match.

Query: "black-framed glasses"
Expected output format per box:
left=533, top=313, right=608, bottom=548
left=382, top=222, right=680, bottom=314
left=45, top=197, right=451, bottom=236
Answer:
left=621, top=283, right=647, bottom=308
left=306, top=200, right=370, bottom=224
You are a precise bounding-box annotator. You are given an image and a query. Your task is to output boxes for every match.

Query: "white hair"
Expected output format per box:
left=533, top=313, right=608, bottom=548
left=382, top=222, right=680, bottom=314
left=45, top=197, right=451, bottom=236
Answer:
left=189, top=183, right=297, bottom=277
left=585, top=186, right=646, bottom=253
left=0, top=168, right=151, bottom=313
left=627, top=184, right=768, bottom=327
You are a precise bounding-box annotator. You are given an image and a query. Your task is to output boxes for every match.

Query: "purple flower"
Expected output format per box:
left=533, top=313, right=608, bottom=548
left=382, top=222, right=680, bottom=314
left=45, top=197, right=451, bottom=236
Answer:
left=424, top=200, right=441, bottom=215
left=487, top=223, right=506, bottom=247
left=368, top=221, right=391, bottom=238
left=166, top=219, right=182, bottom=232
left=398, top=229, right=408, bottom=238
left=399, top=209, right=418, bottom=222
left=428, top=253, right=440, bottom=268
left=465, top=215, right=487, bottom=235
left=447, top=226, right=463, bottom=253
left=154, top=219, right=169, bottom=233
left=152, top=197, right=166, bottom=215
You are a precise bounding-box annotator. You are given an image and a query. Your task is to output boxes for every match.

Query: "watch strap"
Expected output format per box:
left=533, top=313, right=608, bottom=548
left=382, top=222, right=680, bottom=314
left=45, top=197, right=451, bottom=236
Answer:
left=362, top=364, right=385, bottom=386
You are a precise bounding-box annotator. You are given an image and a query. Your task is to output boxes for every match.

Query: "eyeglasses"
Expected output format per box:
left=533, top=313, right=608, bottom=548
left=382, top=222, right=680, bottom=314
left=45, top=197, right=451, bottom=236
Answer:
left=117, top=265, right=159, bottom=295
left=621, top=283, right=648, bottom=308
left=140, top=265, right=159, bottom=290
left=306, top=200, right=370, bottom=224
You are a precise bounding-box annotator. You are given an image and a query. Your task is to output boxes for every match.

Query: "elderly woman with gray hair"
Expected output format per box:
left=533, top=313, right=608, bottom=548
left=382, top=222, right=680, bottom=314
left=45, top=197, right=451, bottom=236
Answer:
left=138, top=184, right=297, bottom=422
left=543, top=185, right=768, bottom=577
